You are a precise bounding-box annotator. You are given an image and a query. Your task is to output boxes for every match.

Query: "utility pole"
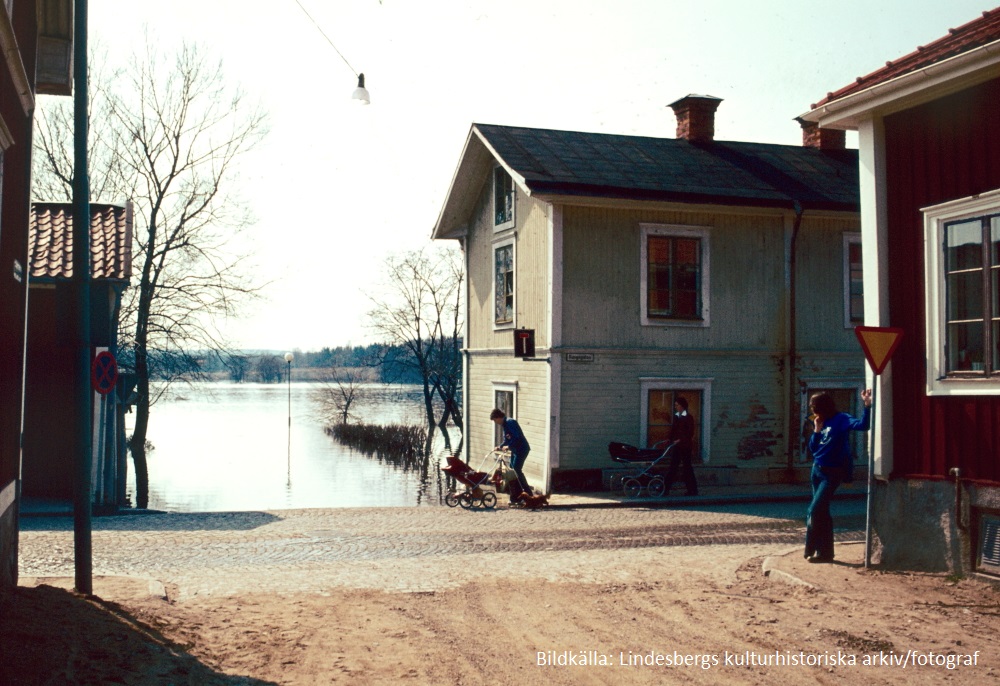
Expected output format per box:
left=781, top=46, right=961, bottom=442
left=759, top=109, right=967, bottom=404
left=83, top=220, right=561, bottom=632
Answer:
left=72, top=0, right=93, bottom=596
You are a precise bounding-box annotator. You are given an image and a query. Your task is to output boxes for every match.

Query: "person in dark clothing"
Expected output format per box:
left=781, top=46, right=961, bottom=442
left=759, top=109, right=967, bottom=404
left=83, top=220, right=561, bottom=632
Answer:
left=662, top=397, right=698, bottom=497
left=804, top=389, right=872, bottom=563
left=491, top=409, right=533, bottom=497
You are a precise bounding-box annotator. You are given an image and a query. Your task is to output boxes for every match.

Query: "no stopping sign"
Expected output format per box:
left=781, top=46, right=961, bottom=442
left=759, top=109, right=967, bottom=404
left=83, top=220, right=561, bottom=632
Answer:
left=91, top=351, right=119, bottom=395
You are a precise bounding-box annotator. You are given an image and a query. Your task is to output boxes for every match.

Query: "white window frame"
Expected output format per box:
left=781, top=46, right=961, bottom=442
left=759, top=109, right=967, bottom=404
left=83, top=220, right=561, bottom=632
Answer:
left=843, top=232, right=864, bottom=328
left=493, top=165, right=516, bottom=232
left=798, top=378, right=866, bottom=462
left=640, top=223, right=711, bottom=327
left=492, top=382, right=518, bottom=447
left=493, top=235, right=515, bottom=330
left=639, top=377, right=712, bottom=463
left=923, top=187, right=1000, bottom=395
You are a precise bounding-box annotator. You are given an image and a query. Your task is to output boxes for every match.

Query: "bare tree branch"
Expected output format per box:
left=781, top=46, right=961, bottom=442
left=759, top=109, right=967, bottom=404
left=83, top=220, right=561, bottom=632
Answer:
left=31, top=38, right=269, bottom=508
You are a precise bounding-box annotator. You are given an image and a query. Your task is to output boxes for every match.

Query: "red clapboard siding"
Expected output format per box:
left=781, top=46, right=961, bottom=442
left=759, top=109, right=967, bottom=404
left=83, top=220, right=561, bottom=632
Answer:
left=884, top=76, right=1000, bottom=481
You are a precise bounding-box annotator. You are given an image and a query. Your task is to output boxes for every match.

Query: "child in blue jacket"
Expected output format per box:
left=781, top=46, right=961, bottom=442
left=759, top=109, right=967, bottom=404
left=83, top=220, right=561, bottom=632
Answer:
left=491, top=408, right=533, bottom=497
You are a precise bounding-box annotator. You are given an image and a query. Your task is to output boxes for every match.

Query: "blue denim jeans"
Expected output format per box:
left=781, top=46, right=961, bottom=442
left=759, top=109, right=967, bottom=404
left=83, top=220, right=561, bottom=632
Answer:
left=805, top=463, right=843, bottom=559
left=509, top=449, right=532, bottom=495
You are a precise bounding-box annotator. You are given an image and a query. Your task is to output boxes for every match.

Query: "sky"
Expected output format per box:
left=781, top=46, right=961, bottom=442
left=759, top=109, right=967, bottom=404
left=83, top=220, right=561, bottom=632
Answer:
left=85, top=0, right=994, bottom=352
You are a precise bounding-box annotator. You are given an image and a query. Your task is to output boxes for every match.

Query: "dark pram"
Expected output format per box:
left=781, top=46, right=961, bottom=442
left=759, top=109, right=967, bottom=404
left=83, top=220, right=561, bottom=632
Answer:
left=607, top=441, right=675, bottom=498
left=442, top=454, right=499, bottom=509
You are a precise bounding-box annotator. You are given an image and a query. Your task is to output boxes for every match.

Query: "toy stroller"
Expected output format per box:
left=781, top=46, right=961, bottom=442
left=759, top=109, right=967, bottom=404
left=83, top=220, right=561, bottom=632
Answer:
left=607, top=441, right=675, bottom=498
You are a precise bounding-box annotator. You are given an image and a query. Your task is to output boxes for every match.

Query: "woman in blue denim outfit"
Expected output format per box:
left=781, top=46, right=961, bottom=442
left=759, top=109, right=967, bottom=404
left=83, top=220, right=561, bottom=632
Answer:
left=805, top=389, right=872, bottom=563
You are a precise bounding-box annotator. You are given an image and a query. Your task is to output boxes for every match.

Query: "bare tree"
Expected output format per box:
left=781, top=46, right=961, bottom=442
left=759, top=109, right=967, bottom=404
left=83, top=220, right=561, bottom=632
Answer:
left=367, top=247, right=464, bottom=433
left=314, top=366, right=370, bottom=426
left=32, top=40, right=268, bottom=508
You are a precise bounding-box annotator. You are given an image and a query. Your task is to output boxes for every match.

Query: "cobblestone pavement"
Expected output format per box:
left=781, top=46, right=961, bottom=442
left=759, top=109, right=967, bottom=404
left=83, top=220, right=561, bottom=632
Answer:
left=19, top=501, right=864, bottom=599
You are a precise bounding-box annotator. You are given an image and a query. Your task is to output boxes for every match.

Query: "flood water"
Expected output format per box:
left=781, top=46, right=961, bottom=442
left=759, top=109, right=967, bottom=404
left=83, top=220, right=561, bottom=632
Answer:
left=125, top=382, right=456, bottom=512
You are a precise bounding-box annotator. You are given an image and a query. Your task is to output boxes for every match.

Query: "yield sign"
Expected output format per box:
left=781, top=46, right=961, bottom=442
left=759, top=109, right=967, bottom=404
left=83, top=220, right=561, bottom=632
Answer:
left=854, top=326, right=904, bottom=375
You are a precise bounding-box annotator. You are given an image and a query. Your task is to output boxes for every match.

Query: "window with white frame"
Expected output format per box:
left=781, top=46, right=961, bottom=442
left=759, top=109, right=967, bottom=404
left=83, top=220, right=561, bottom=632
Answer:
left=640, top=224, right=710, bottom=327
left=923, top=189, right=1000, bottom=394
left=493, top=384, right=516, bottom=446
left=493, top=166, right=515, bottom=230
left=799, top=382, right=866, bottom=463
left=640, top=378, right=711, bottom=460
left=843, top=233, right=864, bottom=327
left=493, top=238, right=515, bottom=328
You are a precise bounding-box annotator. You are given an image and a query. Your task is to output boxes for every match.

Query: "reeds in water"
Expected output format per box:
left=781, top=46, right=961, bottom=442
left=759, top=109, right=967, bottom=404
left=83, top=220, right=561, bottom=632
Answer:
left=327, top=422, right=429, bottom=470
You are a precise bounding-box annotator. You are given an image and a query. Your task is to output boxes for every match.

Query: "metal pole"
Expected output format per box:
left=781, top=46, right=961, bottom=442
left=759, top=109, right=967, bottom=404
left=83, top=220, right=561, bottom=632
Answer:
left=287, top=359, right=292, bottom=482
left=72, top=0, right=93, bottom=595
left=864, top=380, right=878, bottom=569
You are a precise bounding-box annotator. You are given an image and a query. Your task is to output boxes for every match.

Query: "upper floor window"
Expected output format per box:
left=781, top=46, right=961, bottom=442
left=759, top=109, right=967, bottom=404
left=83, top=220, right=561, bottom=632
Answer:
left=844, top=233, right=864, bottom=327
left=923, top=189, right=1000, bottom=395
left=640, top=224, right=710, bottom=327
left=494, top=239, right=514, bottom=327
left=494, top=166, right=515, bottom=230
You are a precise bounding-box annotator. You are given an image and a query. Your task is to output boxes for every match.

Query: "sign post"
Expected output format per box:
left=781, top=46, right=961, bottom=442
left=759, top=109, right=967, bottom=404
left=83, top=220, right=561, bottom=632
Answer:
left=854, top=326, right=904, bottom=569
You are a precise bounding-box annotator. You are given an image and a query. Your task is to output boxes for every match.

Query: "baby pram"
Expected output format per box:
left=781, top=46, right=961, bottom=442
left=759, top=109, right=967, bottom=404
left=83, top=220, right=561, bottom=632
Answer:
left=607, top=441, right=675, bottom=498
left=442, top=453, right=500, bottom=509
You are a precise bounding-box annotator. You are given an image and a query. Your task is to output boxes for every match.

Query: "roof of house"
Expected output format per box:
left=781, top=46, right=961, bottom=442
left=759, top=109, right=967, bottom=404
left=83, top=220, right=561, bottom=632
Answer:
left=815, top=8, right=1000, bottom=107
left=483, top=123, right=857, bottom=209
left=28, top=202, right=133, bottom=281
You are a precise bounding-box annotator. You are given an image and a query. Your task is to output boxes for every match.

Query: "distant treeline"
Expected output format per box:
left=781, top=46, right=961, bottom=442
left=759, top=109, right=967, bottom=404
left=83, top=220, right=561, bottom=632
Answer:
left=140, top=343, right=429, bottom=384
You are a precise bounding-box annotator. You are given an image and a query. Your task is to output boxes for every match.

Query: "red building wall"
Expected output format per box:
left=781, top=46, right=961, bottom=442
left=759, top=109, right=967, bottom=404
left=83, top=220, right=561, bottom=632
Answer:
left=884, top=76, right=1000, bottom=482
left=0, top=1, right=39, bottom=590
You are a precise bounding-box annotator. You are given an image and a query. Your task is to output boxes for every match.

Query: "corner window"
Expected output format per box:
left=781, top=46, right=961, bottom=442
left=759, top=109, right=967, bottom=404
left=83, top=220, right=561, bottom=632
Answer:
left=640, top=224, right=710, bottom=327
left=640, top=378, right=711, bottom=460
left=923, top=189, right=1000, bottom=395
left=493, top=166, right=515, bottom=230
left=844, top=233, right=864, bottom=327
left=494, top=238, right=515, bottom=328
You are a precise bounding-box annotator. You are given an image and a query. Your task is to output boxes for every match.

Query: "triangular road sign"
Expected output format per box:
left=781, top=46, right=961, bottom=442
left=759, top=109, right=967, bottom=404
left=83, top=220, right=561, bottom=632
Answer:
left=855, top=326, right=904, bottom=375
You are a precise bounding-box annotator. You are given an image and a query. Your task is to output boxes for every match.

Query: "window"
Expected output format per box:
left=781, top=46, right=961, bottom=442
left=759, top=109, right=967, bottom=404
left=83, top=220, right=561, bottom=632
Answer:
left=640, top=224, right=710, bottom=327
left=494, top=239, right=514, bottom=327
left=493, top=385, right=515, bottom=447
left=844, top=233, right=864, bottom=327
left=923, top=189, right=1000, bottom=395
left=494, top=166, right=515, bottom=230
left=640, top=378, right=711, bottom=460
left=799, top=383, right=866, bottom=463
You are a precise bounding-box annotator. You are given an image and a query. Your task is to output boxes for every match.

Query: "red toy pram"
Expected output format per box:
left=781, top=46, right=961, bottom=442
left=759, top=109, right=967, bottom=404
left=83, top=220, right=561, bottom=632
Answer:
left=607, top=441, right=675, bottom=498
left=442, top=454, right=499, bottom=509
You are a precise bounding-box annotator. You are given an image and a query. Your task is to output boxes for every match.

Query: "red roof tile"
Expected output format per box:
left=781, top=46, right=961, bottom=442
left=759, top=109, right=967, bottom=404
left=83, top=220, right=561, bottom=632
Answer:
left=28, top=202, right=133, bottom=281
left=815, top=7, right=1000, bottom=107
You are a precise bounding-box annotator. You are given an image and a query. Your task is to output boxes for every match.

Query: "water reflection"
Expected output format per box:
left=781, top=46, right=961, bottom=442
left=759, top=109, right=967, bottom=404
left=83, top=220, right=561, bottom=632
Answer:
left=126, top=382, right=457, bottom=512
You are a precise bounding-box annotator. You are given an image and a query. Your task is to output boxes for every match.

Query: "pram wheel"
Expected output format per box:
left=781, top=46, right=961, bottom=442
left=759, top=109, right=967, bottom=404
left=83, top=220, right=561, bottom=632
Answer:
left=458, top=492, right=474, bottom=509
left=647, top=477, right=666, bottom=498
left=445, top=492, right=460, bottom=508
left=482, top=492, right=497, bottom=509
left=623, top=478, right=643, bottom=499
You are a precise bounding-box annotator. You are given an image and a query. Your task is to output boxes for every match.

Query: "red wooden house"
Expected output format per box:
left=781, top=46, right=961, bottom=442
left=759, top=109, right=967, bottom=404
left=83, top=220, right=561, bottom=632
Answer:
left=23, top=203, right=133, bottom=509
left=803, top=7, right=1000, bottom=574
left=0, top=1, right=74, bottom=593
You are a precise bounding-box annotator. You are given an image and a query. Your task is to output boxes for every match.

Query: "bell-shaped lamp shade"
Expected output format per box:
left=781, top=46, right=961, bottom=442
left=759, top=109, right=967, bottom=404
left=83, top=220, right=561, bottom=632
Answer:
left=352, top=73, right=370, bottom=105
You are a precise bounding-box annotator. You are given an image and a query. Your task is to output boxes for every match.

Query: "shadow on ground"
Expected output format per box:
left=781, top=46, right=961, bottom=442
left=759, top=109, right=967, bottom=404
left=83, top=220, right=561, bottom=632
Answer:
left=0, top=583, right=274, bottom=685
left=18, top=510, right=283, bottom=533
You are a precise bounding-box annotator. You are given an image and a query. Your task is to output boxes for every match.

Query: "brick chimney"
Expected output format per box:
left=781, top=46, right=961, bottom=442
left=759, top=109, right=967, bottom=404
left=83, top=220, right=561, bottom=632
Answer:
left=669, top=94, right=723, bottom=143
left=796, top=117, right=846, bottom=150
